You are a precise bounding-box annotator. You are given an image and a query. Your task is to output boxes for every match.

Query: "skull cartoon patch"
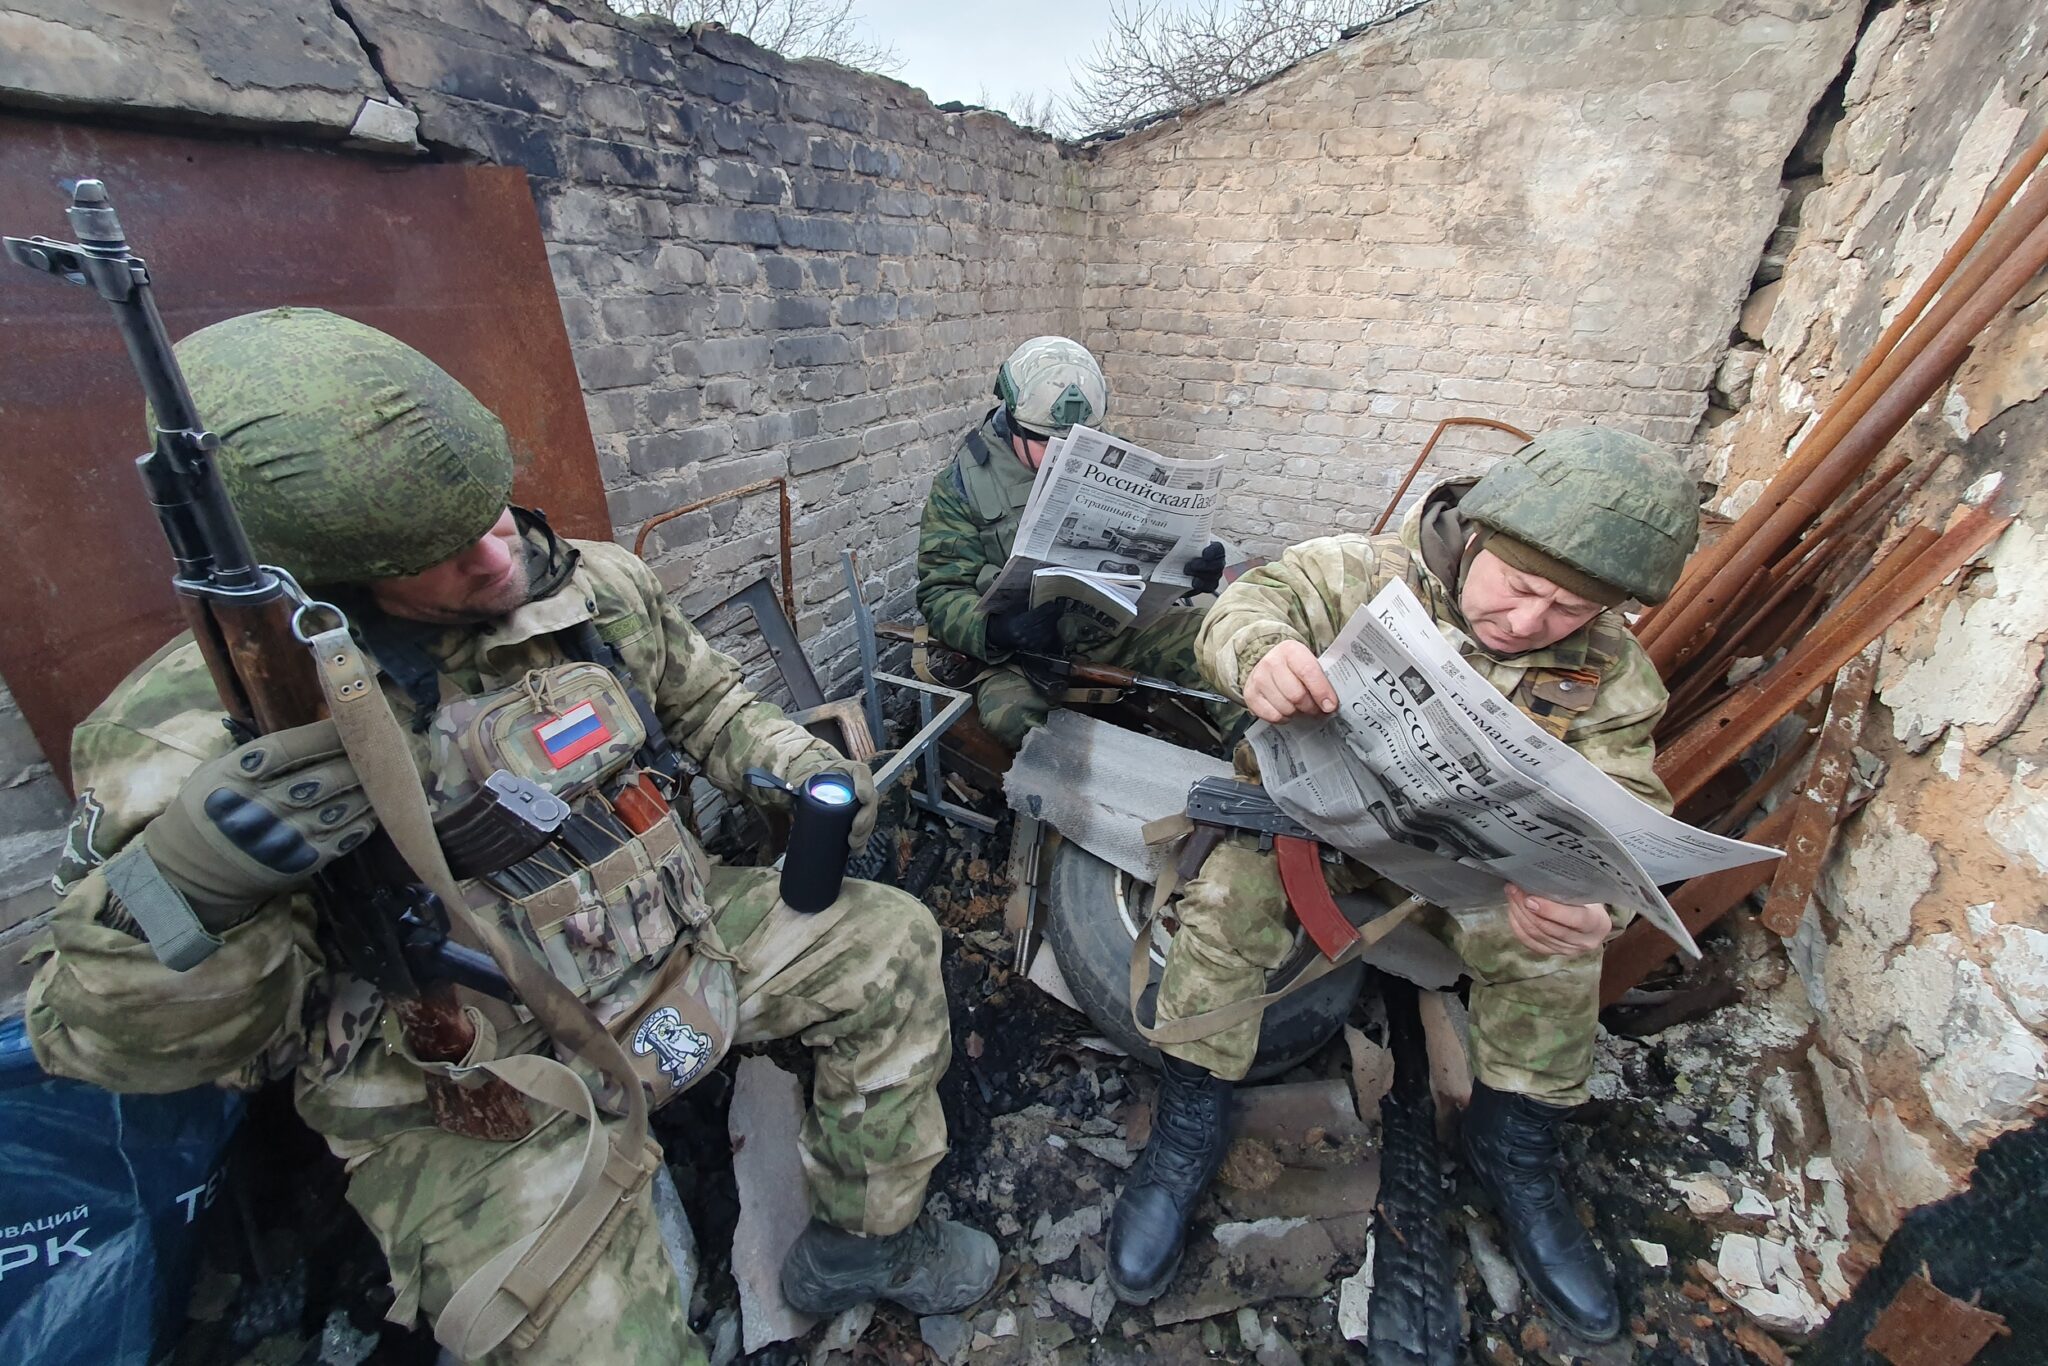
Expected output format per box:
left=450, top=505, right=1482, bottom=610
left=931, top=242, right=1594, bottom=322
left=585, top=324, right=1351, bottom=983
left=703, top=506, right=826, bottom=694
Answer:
left=632, top=1006, right=715, bottom=1088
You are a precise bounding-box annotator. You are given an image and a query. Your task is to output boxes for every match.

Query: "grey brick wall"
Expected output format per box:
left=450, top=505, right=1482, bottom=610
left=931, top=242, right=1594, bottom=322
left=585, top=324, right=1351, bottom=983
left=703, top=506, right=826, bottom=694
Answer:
left=347, top=0, right=1090, bottom=691
left=1078, top=0, right=1864, bottom=553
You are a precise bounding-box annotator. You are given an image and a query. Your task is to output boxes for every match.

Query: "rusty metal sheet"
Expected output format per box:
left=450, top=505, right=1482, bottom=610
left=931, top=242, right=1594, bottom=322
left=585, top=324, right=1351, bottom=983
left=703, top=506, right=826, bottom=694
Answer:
left=0, top=114, right=610, bottom=789
left=1864, top=1271, right=2010, bottom=1366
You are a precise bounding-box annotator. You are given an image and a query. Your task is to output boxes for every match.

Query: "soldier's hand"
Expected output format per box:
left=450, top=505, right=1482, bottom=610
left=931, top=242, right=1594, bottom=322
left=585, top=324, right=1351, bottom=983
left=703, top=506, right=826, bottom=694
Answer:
left=143, top=719, right=376, bottom=928
left=783, top=750, right=879, bottom=852
left=987, top=600, right=1066, bottom=655
left=1183, top=541, right=1226, bottom=596
left=1243, top=640, right=1339, bottom=723
left=843, top=763, right=878, bottom=851
left=1503, top=885, right=1611, bottom=958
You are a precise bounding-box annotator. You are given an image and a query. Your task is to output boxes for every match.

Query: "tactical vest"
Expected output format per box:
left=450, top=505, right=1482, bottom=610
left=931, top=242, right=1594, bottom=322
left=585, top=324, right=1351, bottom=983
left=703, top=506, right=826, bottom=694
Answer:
left=950, top=418, right=1038, bottom=593
left=371, top=618, right=736, bottom=1113
left=1373, top=537, right=1626, bottom=741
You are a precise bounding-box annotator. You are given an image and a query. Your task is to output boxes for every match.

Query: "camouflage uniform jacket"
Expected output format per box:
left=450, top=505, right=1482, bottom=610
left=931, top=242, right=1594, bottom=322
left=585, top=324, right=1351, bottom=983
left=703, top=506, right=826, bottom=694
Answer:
left=915, top=410, right=1038, bottom=662
left=26, top=536, right=844, bottom=1100
left=1197, top=484, right=1672, bottom=814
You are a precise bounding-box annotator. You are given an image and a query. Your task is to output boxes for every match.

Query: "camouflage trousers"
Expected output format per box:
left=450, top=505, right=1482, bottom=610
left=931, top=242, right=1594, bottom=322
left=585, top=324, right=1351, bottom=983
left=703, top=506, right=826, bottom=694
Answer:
left=1153, top=838, right=1633, bottom=1105
left=974, top=603, right=1240, bottom=747
left=307, top=869, right=951, bottom=1364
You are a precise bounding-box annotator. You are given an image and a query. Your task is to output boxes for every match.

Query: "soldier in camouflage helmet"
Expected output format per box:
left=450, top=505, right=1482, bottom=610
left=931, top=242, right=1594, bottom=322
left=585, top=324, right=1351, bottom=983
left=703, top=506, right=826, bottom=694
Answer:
left=916, top=337, right=1239, bottom=746
left=27, top=309, right=994, bottom=1364
left=1106, top=428, right=1699, bottom=1342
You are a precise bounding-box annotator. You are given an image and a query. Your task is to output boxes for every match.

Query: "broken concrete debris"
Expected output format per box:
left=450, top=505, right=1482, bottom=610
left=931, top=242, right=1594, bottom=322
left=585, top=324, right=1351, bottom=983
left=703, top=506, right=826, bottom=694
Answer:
left=1151, top=1217, right=1340, bottom=1328
left=1047, top=1273, right=1114, bottom=1331
left=1465, top=1217, right=1524, bottom=1317
left=728, top=1056, right=819, bottom=1352
left=917, top=1311, right=972, bottom=1364
left=1672, top=1172, right=1735, bottom=1217
left=1715, top=1232, right=1826, bottom=1336
left=1337, top=1234, right=1375, bottom=1345
left=810, top=1304, right=873, bottom=1364
left=1630, top=1238, right=1670, bottom=1270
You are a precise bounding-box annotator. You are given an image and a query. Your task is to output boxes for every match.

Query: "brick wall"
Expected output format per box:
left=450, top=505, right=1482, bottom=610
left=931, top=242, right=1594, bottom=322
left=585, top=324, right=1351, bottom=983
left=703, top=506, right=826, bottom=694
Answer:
left=1079, top=0, right=1864, bottom=553
left=348, top=1, right=1090, bottom=690
left=0, top=0, right=1862, bottom=920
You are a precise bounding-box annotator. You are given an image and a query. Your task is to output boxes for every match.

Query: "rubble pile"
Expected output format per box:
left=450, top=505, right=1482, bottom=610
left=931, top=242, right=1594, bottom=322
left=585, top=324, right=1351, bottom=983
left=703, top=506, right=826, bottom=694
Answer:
left=168, top=800, right=1852, bottom=1365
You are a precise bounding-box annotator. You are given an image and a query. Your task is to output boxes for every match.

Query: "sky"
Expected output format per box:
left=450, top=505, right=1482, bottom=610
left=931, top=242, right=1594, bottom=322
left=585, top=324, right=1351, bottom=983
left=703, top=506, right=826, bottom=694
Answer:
left=850, top=0, right=1126, bottom=120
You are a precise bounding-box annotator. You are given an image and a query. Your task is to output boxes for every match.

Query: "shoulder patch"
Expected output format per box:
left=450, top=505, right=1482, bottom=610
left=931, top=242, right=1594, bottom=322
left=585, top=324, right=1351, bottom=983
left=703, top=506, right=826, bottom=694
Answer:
left=51, top=789, right=109, bottom=895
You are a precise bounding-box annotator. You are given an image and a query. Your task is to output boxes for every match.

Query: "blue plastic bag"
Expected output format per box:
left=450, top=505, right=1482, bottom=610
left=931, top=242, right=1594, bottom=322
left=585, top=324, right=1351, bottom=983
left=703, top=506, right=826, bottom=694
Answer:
left=0, top=1017, right=243, bottom=1365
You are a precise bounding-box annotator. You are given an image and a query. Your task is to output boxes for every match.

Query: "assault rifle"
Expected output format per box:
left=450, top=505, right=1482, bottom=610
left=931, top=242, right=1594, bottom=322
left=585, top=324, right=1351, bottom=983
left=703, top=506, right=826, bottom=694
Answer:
left=5, top=180, right=553, bottom=1137
left=876, top=620, right=1228, bottom=706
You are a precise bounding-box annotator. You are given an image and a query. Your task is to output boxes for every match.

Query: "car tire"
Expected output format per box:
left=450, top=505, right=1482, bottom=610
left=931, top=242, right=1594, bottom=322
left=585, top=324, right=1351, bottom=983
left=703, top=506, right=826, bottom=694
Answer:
left=1040, top=838, right=1366, bottom=1081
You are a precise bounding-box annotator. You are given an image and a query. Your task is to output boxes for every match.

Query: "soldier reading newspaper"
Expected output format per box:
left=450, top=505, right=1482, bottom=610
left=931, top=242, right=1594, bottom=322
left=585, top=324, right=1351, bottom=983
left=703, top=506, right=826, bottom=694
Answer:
left=1103, top=426, right=1779, bottom=1344
left=915, top=339, right=1236, bottom=749
left=976, top=424, right=1225, bottom=629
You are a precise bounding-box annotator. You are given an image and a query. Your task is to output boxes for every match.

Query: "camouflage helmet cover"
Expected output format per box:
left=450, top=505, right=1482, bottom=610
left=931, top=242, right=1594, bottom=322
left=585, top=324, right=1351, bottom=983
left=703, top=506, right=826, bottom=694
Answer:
left=994, top=336, right=1108, bottom=435
left=167, top=307, right=516, bottom=585
left=1458, top=426, right=1701, bottom=604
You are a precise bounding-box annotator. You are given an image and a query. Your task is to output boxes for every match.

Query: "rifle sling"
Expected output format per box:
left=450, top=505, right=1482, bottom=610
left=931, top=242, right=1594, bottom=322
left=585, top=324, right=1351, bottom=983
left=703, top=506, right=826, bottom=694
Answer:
left=308, top=624, right=657, bottom=1358
left=1127, top=817, right=1420, bottom=1046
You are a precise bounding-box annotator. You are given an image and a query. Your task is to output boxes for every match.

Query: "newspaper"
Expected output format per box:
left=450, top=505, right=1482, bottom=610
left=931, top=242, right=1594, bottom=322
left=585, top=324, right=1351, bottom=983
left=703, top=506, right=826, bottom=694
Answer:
left=978, top=425, right=1225, bottom=628
left=1247, top=581, right=1782, bottom=958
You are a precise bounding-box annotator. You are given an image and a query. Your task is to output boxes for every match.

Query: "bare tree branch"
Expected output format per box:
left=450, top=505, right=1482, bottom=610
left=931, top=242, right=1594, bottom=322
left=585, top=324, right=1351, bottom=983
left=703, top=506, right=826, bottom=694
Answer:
left=607, top=0, right=901, bottom=74
left=970, top=83, right=1077, bottom=138
left=1069, top=0, right=1419, bottom=135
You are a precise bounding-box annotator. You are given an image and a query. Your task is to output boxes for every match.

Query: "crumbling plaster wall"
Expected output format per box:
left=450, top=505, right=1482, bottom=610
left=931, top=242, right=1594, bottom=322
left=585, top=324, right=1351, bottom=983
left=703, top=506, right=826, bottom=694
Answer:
left=1079, top=0, right=1866, bottom=553
left=1696, top=0, right=2048, bottom=1236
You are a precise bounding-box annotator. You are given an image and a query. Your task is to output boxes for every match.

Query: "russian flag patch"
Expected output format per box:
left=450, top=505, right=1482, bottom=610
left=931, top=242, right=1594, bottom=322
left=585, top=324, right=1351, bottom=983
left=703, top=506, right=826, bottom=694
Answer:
left=534, top=702, right=612, bottom=768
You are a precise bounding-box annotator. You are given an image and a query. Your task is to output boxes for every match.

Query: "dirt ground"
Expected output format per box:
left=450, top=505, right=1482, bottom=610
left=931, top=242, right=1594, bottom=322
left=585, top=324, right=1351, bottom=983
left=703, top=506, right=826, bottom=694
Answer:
left=175, top=791, right=1815, bottom=1365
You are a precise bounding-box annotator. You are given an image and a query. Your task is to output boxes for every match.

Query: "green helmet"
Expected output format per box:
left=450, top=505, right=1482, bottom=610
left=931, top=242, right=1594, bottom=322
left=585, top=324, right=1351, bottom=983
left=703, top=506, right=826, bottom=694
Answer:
left=1458, top=426, right=1700, bottom=604
left=168, top=307, right=515, bottom=586
left=994, top=336, right=1108, bottom=435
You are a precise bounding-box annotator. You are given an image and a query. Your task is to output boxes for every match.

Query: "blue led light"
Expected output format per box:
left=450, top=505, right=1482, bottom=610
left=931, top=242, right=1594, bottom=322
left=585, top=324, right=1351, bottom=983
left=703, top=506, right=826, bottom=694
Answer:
left=807, top=776, right=857, bottom=805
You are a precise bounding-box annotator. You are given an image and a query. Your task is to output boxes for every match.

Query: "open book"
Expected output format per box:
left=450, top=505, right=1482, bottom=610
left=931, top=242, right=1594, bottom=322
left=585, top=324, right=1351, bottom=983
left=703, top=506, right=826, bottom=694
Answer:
left=977, top=425, right=1226, bottom=630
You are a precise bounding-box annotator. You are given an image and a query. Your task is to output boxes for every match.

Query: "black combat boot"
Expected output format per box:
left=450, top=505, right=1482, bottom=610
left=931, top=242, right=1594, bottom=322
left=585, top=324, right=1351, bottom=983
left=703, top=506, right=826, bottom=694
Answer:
left=1107, top=1055, right=1234, bottom=1304
left=1462, top=1081, right=1620, bottom=1342
left=780, top=1212, right=998, bottom=1316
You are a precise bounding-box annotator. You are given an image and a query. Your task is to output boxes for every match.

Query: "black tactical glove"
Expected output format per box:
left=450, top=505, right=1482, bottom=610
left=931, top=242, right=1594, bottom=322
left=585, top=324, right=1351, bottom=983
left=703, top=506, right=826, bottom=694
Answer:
left=1184, top=541, right=1226, bottom=597
left=141, top=719, right=377, bottom=930
left=986, top=600, right=1066, bottom=656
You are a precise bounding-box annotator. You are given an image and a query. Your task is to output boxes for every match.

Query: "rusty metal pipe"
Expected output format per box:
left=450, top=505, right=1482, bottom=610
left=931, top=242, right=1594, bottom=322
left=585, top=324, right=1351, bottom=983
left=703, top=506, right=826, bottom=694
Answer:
left=1599, top=802, right=1796, bottom=1005
left=1660, top=523, right=1932, bottom=780
left=1702, top=706, right=1823, bottom=836
left=1644, top=124, right=2048, bottom=648
left=1767, top=453, right=1910, bottom=584
left=632, top=476, right=796, bottom=621
left=1370, top=416, right=1530, bottom=534
left=1648, top=196, right=2048, bottom=673
left=1663, top=461, right=1911, bottom=723
left=1643, top=151, right=2048, bottom=660
left=1657, top=505, right=2008, bottom=804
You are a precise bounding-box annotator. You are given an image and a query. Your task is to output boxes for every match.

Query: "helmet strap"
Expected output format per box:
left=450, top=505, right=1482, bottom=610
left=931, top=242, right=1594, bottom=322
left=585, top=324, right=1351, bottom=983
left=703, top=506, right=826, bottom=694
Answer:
left=513, top=505, right=581, bottom=600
